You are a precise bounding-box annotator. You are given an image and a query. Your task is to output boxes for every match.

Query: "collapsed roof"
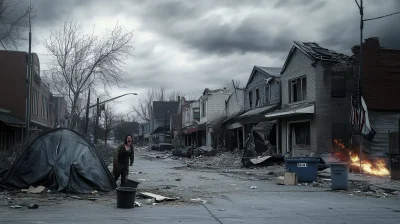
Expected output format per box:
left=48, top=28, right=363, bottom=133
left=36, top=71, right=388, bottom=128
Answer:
left=0, top=128, right=116, bottom=194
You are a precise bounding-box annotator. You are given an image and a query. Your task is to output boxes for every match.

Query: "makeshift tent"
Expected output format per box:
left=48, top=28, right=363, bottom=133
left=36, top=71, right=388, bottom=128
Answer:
left=0, top=128, right=116, bottom=193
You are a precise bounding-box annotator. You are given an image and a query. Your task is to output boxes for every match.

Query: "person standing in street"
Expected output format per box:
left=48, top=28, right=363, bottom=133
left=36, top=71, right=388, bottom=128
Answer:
left=113, top=135, right=134, bottom=187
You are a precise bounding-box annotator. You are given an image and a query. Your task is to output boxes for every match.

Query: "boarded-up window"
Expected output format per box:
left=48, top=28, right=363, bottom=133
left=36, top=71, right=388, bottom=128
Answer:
left=332, top=75, right=346, bottom=98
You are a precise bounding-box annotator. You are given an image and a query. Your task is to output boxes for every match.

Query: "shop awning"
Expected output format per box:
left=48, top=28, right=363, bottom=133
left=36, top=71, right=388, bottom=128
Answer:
left=265, top=103, right=315, bottom=119
left=0, top=112, right=25, bottom=127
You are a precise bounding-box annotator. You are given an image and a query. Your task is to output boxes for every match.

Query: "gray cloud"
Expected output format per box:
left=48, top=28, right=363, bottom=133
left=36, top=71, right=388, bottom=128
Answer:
left=23, top=0, right=400, bottom=113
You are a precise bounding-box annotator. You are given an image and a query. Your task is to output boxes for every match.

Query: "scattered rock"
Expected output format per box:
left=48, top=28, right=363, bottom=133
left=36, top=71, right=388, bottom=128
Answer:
left=10, top=205, right=22, bottom=209
left=175, top=179, right=181, bottom=181
left=28, top=203, right=39, bottom=209
left=250, top=186, right=258, bottom=189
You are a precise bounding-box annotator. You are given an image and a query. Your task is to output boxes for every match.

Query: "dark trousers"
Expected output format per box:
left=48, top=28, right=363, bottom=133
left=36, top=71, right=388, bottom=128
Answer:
left=113, top=165, right=129, bottom=186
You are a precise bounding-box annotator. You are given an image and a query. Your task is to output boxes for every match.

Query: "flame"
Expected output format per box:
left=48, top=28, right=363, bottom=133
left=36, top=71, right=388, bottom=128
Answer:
left=349, top=152, right=390, bottom=176
left=332, top=139, right=390, bottom=176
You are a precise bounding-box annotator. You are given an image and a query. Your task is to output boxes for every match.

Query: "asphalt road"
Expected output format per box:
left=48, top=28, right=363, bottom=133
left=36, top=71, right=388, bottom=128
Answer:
left=1, top=150, right=399, bottom=224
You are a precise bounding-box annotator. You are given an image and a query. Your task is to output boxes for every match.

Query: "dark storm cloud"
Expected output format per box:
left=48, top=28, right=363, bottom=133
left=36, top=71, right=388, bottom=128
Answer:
left=167, top=16, right=295, bottom=55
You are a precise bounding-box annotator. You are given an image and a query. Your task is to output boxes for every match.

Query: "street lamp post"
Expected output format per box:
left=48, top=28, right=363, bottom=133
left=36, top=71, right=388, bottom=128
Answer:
left=87, top=92, right=138, bottom=144
left=164, top=109, right=169, bottom=143
left=354, top=0, right=400, bottom=173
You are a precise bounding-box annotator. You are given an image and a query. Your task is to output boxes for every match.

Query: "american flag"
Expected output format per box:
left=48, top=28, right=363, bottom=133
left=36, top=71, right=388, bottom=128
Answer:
left=350, top=95, right=376, bottom=141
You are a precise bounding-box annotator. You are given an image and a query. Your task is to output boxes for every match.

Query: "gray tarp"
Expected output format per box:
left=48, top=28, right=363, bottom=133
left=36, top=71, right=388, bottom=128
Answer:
left=0, top=128, right=116, bottom=194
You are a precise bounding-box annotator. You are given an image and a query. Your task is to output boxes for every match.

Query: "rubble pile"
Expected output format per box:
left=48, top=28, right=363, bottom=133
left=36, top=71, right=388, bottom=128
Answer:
left=312, top=178, right=400, bottom=198
left=186, top=149, right=243, bottom=168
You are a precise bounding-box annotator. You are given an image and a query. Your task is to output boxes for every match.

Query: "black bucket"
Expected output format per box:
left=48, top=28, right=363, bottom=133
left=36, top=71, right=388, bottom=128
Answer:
left=121, top=179, right=140, bottom=188
left=116, top=187, right=137, bottom=209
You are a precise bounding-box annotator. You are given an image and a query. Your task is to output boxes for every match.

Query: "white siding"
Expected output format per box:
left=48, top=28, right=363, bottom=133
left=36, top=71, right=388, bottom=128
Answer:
left=226, top=89, right=244, bottom=117
left=207, top=93, right=230, bottom=123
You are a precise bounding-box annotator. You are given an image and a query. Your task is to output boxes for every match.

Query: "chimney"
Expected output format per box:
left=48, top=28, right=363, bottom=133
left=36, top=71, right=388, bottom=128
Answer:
left=363, top=37, right=380, bottom=51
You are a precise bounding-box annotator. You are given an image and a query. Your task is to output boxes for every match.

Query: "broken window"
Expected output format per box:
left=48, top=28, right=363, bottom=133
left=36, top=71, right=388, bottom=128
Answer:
left=293, top=122, right=310, bottom=145
left=265, top=84, right=271, bottom=104
left=31, top=88, right=39, bottom=115
left=255, top=88, right=260, bottom=106
left=202, top=102, right=206, bottom=117
left=332, top=75, right=346, bottom=98
left=249, top=91, right=253, bottom=108
left=289, top=77, right=306, bottom=103
left=193, top=108, right=200, bottom=120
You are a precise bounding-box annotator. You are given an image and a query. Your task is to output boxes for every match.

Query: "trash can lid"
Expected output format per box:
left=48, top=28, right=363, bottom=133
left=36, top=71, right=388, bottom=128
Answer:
left=285, top=157, right=320, bottom=163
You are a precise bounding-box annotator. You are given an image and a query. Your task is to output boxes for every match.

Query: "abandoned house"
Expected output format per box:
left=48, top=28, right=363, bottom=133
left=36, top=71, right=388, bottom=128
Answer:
left=238, top=66, right=282, bottom=153
left=180, top=98, right=202, bottom=147
left=265, top=41, right=353, bottom=156
left=352, top=37, right=400, bottom=154
left=0, top=50, right=65, bottom=150
left=199, top=88, right=232, bottom=148
left=222, top=88, right=245, bottom=151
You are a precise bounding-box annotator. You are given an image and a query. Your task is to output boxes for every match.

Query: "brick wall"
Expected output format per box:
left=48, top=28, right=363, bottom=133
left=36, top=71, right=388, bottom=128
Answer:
left=0, top=51, right=27, bottom=121
left=315, top=62, right=353, bottom=153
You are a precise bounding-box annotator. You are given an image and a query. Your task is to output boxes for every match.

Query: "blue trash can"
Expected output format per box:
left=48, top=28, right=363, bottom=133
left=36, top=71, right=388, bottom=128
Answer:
left=330, top=163, right=349, bottom=190
left=285, top=157, right=319, bottom=182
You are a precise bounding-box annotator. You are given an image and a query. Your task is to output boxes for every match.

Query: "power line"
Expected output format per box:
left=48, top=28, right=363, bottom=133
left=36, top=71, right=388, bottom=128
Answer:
left=364, top=11, right=400, bottom=21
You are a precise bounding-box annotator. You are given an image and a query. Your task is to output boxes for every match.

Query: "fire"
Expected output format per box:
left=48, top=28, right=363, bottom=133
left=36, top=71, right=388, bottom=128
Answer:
left=349, top=152, right=390, bottom=176
left=332, top=139, right=390, bottom=176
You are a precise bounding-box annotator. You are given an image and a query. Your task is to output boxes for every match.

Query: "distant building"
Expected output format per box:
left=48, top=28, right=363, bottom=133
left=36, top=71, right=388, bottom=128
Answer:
left=149, top=100, right=179, bottom=143
left=0, top=50, right=67, bottom=150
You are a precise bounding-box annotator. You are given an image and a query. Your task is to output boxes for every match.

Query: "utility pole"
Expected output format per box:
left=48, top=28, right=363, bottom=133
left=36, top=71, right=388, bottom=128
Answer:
left=354, top=0, right=400, bottom=173
left=94, top=98, right=100, bottom=145
left=164, top=109, right=168, bottom=143
left=358, top=0, right=364, bottom=174
left=25, top=4, right=32, bottom=140
left=84, top=89, right=91, bottom=135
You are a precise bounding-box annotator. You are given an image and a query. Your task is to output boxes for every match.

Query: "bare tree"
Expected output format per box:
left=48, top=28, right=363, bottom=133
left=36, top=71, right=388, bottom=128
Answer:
left=225, top=79, right=242, bottom=90
left=0, top=0, right=34, bottom=49
left=44, top=19, right=134, bottom=129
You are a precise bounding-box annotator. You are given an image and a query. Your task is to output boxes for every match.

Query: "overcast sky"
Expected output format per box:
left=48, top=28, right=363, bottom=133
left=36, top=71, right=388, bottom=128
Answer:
left=28, top=0, right=400, bottom=115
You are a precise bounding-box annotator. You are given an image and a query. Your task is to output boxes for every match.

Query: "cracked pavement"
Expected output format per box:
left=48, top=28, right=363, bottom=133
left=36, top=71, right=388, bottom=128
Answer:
left=1, top=149, right=400, bottom=224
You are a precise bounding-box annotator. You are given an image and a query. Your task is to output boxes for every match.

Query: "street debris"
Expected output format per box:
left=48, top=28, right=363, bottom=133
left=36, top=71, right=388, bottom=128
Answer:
left=250, top=186, right=258, bottom=189
left=21, top=185, right=45, bottom=194
left=10, top=205, right=22, bottom=209
left=138, top=192, right=178, bottom=203
left=134, top=201, right=142, bottom=207
left=28, top=203, right=39, bottom=209
left=190, top=198, right=207, bottom=204
left=185, top=149, right=243, bottom=168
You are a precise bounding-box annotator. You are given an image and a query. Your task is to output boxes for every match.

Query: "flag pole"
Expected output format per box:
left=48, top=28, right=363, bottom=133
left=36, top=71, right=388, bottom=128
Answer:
left=358, top=0, right=364, bottom=174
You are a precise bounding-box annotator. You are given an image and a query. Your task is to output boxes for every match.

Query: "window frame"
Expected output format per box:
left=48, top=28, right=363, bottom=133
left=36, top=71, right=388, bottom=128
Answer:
left=265, top=84, right=271, bottom=105
left=255, top=88, right=260, bottom=107
left=289, top=76, right=307, bottom=103
left=248, top=90, right=253, bottom=108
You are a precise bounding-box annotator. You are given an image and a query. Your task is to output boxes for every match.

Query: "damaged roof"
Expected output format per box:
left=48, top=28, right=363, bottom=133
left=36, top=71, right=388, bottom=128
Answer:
left=281, top=41, right=351, bottom=74
left=245, top=66, right=282, bottom=88
left=202, top=88, right=232, bottom=96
